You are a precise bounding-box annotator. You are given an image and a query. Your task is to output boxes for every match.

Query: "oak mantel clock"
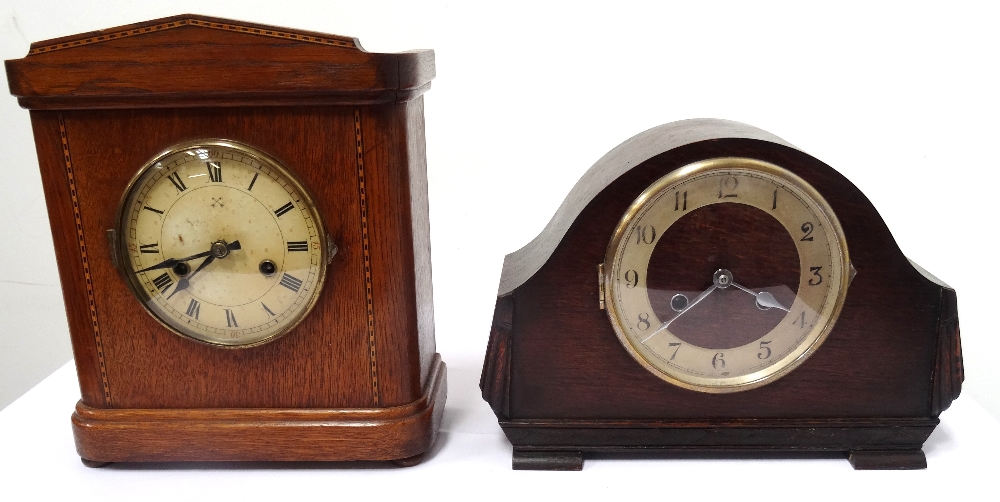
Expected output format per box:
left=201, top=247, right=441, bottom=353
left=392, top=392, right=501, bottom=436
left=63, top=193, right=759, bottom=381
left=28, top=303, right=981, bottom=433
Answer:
left=6, top=15, right=445, bottom=466
left=481, top=119, right=963, bottom=470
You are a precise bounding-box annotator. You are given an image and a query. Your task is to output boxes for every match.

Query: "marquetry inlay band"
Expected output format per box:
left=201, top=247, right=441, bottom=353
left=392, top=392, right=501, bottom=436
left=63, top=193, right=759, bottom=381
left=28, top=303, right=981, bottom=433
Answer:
left=29, top=17, right=356, bottom=55
left=58, top=114, right=112, bottom=406
left=355, top=108, right=380, bottom=406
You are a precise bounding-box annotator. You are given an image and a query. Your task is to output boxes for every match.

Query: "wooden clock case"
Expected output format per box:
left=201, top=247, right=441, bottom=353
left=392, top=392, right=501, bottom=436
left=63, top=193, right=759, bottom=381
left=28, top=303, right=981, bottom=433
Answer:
left=480, top=119, right=963, bottom=470
left=6, top=15, right=445, bottom=465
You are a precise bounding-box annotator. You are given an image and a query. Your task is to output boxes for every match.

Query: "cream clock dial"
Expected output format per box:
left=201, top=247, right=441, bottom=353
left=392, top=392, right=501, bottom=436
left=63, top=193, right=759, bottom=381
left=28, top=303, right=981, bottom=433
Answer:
left=604, top=157, right=850, bottom=392
left=116, top=140, right=329, bottom=347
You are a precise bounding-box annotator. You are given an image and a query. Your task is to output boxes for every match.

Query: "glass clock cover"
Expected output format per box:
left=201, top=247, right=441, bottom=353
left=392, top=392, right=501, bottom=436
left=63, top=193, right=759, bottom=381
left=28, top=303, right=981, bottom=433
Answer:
left=604, top=157, right=850, bottom=392
left=116, top=140, right=328, bottom=347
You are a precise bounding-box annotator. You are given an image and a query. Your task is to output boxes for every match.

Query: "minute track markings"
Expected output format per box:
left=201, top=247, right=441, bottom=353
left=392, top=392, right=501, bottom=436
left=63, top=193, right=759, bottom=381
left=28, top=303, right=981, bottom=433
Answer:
left=119, top=141, right=328, bottom=347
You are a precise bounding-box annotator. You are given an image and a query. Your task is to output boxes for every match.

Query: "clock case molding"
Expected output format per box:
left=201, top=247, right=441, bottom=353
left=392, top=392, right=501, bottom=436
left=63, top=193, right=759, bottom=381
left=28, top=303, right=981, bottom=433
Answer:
left=480, top=119, right=963, bottom=470
left=6, top=15, right=445, bottom=465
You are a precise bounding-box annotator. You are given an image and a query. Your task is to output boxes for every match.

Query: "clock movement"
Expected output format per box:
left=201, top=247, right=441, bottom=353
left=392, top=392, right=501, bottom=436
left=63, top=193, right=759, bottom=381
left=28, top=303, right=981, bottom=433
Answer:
left=6, top=15, right=445, bottom=466
left=481, top=119, right=962, bottom=470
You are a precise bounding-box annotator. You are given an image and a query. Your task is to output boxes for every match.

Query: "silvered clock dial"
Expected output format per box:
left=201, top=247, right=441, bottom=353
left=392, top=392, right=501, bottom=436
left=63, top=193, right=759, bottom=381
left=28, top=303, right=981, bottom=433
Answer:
left=115, top=140, right=330, bottom=347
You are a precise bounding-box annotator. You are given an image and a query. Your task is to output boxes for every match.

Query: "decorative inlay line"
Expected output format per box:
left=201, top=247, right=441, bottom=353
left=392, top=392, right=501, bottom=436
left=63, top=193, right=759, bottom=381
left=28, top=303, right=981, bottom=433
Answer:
left=59, top=114, right=112, bottom=406
left=29, top=17, right=356, bottom=55
left=355, top=108, right=380, bottom=406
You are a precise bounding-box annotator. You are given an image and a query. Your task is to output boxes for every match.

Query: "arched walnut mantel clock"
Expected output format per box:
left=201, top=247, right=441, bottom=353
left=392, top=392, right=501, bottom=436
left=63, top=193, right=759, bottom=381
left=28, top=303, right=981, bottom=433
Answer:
left=480, top=119, right=963, bottom=470
left=6, top=15, right=445, bottom=466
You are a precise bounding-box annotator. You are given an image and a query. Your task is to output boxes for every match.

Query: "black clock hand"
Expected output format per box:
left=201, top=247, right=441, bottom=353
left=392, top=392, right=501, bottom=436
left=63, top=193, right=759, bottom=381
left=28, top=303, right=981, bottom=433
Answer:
left=164, top=240, right=241, bottom=300
left=166, top=255, right=215, bottom=300
left=730, top=281, right=790, bottom=312
left=137, top=240, right=242, bottom=274
left=133, top=249, right=213, bottom=274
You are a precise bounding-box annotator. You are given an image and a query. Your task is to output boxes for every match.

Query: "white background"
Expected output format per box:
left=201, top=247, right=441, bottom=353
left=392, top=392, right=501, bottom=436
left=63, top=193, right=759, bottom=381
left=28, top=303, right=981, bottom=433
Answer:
left=0, top=0, right=996, bottom=483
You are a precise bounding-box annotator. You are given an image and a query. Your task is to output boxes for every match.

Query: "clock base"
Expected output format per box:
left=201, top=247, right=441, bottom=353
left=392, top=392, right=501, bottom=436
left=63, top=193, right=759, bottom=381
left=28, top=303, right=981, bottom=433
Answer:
left=500, top=416, right=937, bottom=470
left=72, top=356, right=446, bottom=465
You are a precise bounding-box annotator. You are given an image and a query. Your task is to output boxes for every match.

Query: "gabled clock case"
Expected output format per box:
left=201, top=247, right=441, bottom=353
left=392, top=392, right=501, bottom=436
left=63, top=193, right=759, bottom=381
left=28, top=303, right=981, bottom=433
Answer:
left=6, top=15, right=445, bottom=465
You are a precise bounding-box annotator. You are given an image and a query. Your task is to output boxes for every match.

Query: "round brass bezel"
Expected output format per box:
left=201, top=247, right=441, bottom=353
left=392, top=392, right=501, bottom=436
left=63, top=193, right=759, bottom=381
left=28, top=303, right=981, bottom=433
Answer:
left=114, top=139, right=329, bottom=349
left=603, top=157, right=850, bottom=393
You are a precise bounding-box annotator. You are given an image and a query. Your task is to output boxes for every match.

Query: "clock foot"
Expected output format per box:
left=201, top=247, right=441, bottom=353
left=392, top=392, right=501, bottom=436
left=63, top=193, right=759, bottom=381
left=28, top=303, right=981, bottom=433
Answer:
left=80, top=458, right=109, bottom=468
left=390, top=452, right=425, bottom=467
left=848, top=449, right=926, bottom=470
left=512, top=449, right=583, bottom=470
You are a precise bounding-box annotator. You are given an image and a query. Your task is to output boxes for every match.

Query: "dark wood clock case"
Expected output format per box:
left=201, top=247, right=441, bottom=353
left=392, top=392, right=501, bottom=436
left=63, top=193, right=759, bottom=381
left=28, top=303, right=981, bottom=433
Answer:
left=6, top=15, right=445, bottom=465
left=480, top=119, right=963, bottom=470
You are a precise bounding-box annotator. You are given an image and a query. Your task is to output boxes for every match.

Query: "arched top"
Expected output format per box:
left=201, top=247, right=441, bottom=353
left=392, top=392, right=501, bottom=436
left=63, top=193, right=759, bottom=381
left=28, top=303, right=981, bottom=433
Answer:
left=498, top=119, right=796, bottom=295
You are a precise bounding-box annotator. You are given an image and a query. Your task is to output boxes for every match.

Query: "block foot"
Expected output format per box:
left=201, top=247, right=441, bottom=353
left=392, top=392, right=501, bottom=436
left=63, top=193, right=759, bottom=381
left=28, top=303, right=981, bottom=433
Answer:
left=80, top=458, right=109, bottom=468
left=512, top=449, right=583, bottom=470
left=848, top=449, right=926, bottom=470
left=391, top=452, right=425, bottom=467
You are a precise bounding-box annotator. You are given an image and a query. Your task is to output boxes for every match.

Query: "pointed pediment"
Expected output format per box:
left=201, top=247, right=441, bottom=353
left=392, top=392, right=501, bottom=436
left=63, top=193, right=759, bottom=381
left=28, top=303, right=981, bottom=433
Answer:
left=26, top=15, right=361, bottom=55
left=6, top=15, right=434, bottom=109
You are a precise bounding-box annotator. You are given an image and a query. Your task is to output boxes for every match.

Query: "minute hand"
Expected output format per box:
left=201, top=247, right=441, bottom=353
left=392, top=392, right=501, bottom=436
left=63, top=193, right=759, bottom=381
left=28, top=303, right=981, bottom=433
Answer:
left=165, top=254, right=215, bottom=300
left=163, top=240, right=242, bottom=300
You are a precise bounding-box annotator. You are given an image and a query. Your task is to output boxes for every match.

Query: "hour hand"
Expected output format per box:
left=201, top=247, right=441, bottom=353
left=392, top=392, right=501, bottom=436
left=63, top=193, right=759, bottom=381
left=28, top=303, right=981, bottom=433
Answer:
left=166, top=255, right=215, bottom=300
left=164, top=240, right=241, bottom=300
left=731, top=282, right=789, bottom=312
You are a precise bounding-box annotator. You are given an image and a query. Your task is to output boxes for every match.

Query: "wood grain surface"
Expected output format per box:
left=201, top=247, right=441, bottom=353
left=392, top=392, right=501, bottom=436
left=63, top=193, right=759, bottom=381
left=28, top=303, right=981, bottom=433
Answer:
left=482, top=122, right=963, bottom=469
left=72, top=356, right=446, bottom=463
left=5, top=14, right=434, bottom=109
left=8, top=15, right=444, bottom=463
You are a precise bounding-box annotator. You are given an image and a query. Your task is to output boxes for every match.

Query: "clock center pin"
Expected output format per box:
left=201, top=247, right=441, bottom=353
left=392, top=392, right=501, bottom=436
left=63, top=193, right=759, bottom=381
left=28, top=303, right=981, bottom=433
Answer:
left=211, top=240, right=231, bottom=259
left=713, top=269, right=733, bottom=288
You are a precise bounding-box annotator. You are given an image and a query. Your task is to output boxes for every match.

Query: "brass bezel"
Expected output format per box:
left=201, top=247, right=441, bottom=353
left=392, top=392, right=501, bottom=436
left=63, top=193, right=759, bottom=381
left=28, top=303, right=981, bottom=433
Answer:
left=603, top=157, right=850, bottom=393
left=114, top=139, right=329, bottom=349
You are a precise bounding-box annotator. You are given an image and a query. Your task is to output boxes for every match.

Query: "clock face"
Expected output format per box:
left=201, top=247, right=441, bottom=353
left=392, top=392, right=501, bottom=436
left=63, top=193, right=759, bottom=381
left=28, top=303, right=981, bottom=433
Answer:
left=116, top=140, right=328, bottom=347
left=604, top=157, right=850, bottom=392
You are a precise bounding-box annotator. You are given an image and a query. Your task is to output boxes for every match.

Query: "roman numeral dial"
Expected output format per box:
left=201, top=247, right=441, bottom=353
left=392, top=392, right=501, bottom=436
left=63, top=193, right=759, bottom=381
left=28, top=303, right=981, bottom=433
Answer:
left=118, top=140, right=329, bottom=347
